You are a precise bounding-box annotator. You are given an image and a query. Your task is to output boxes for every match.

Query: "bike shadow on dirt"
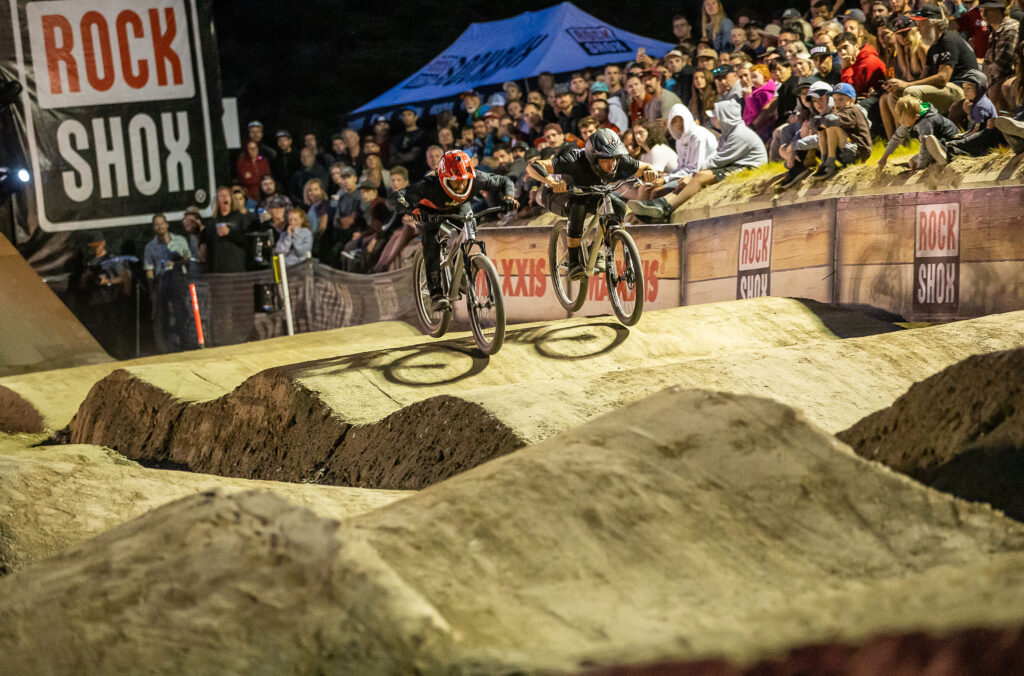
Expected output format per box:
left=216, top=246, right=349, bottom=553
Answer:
left=275, top=321, right=631, bottom=388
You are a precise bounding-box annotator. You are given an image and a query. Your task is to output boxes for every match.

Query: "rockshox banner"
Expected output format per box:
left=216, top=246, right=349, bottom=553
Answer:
left=1, top=0, right=224, bottom=235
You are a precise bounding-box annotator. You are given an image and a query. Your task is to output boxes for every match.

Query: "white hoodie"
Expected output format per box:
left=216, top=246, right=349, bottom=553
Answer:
left=665, top=103, right=718, bottom=179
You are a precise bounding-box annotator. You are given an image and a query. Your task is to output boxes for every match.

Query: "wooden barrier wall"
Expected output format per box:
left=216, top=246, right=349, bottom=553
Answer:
left=480, top=186, right=1024, bottom=322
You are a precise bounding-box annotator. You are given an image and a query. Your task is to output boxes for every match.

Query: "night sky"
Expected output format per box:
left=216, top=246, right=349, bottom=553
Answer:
left=212, top=0, right=736, bottom=139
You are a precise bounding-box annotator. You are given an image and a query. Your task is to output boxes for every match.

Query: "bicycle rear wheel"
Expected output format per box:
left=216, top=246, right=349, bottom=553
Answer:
left=606, top=228, right=644, bottom=326
left=465, top=253, right=505, bottom=354
left=548, top=221, right=587, bottom=312
left=413, top=249, right=452, bottom=337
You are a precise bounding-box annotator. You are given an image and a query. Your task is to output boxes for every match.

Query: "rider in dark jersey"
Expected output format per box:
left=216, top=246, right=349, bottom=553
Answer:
left=389, top=149, right=517, bottom=312
left=525, top=129, right=656, bottom=278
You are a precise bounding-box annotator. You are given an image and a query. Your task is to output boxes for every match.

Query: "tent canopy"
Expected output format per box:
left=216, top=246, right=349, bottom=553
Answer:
left=351, top=2, right=674, bottom=115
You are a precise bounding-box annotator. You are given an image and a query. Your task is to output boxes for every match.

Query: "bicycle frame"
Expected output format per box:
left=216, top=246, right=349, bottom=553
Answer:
left=430, top=209, right=495, bottom=303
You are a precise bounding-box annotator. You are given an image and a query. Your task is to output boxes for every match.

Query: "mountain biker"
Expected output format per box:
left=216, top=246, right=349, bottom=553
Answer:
left=389, top=149, right=518, bottom=312
left=525, top=128, right=657, bottom=279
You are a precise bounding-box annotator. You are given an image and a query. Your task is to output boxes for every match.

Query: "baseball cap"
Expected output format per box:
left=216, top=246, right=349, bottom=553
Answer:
left=554, top=83, right=571, bottom=96
left=781, top=8, right=801, bottom=19
left=338, top=166, right=357, bottom=178
left=697, top=47, right=719, bottom=59
left=807, top=81, right=833, bottom=97
left=268, top=195, right=289, bottom=209
left=275, top=129, right=291, bottom=139
left=483, top=110, right=501, bottom=119
left=764, top=24, right=782, bottom=37
left=665, top=49, right=684, bottom=59
left=86, top=230, right=105, bottom=243
left=809, top=44, right=834, bottom=58
left=641, top=68, right=662, bottom=79
left=459, top=90, right=480, bottom=99
left=488, top=93, right=507, bottom=106
left=711, top=64, right=734, bottom=78
left=911, top=3, right=943, bottom=19
left=794, top=76, right=818, bottom=91
left=372, top=114, right=389, bottom=125
left=358, top=181, right=378, bottom=191
left=590, top=81, right=609, bottom=93
left=840, top=9, right=866, bottom=23
left=832, top=82, right=856, bottom=99
left=184, top=205, right=202, bottom=217
left=888, top=14, right=915, bottom=32
left=247, top=120, right=263, bottom=128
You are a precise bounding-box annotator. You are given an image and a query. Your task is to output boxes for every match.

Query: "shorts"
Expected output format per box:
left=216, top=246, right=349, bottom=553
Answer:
left=710, top=164, right=744, bottom=182
left=794, top=133, right=821, bottom=152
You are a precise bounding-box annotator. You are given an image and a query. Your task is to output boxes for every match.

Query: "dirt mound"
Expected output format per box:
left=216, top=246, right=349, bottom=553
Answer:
left=3, top=389, right=1024, bottom=673
left=63, top=308, right=1024, bottom=491
left=0, top=319, right=421, bottom=434
left=0, top=433, right=410, bottom=575
left=838, top=348, right=1024, bottom=520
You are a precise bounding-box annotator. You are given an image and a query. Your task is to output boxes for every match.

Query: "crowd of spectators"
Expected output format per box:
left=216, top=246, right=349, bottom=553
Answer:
left=93, top=0, right=1024, bottom=354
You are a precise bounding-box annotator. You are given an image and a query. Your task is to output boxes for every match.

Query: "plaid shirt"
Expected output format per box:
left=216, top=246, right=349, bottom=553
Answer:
left=985, top=16, right=1019, bottom=82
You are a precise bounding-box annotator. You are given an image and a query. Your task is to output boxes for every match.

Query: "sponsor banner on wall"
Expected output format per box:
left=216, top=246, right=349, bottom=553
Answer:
left=5, top=0, right=221, bottom=232
left=913, top=202, right=959, bottom=316
left=737, top=219, right=772, bottom=299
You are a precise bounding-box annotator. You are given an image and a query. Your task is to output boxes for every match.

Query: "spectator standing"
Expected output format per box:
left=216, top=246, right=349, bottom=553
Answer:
left=230, top=186, right=259, bottom=232
left=713, top=64, right=746, bottom=105
left=143, top=213, right=191, bottom=353
left=303, top=133, right=334, bottom=173
left=235, top=141, right=271, bottom=201
left=274, top=208, right=313, bottom=266
left=320, top=167, right=363, bottom=264
left=744, top=64, right=779, bottom=139
left=256, top=174, right=290, bottom=211
left=742, top=23, right=768, bottom=61
left=303, top=179, right=329, bottom=237
left=425, top=145, right=445, bottom=174
left=643, top=69, right=684, bottom=120
left=702, top=0, right=736, bottom=52
left=867, top=0, right=892, bottom=34
left=590, top=82, right=630, bottom=131
left=981, top=1, right=1019, bottom=111
left=289, top=148, right=329, bottom=206
left=810, top=44, right=843, bottom=85
left=360, top=153, right=390, bottom=190
left=663, top=49, right=694, bottom=104
left=271, top=130, right=299, bottom=186
left=391, top=107, right=428, bottom=177
left=243, top=121, right=277, bottom=164
left=182, top=206, right=206, bottom=268
left=629, top=99, right=767, bottom=222
left=263, top=195, right=289, bottom=244
left=553, top=83, right=587, bottom=136
left=75, top=231, right=133, bottom=359
left=521, top=102, right=547, bottom=146
left=626, top=74, right=651, bottom=125
left=589, top=99, right=621, bottom=133
left=338, top=128, right=363, bottom=172
left=604, top=63, right=628, bottom=107
left=205, top=186, right=248, bottom=273
left=690, top=68, right=718, bottom=123
left=437, top=126, right=457, bottom=151
left=674, top=14, right=694, bottom=42
left=370, top=116, right=393, bottom=166
left=457, top=90, right=489, bottom=127
left=836, top=31, right=887, bottom=96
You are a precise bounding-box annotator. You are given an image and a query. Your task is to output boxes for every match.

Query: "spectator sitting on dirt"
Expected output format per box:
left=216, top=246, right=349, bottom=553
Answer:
left=632, top=120, right=679, bottom=173
left=713, top=64, right=745, bottom=105
left=274, top=208, right=313, bottom=267
left=877, top=94, right=960, bottom=173
left=744, top=64, right=778, bottom=140
left=638, top=103, right=718, bottom=200
left=835, top=31, right=887, bottom=97
left=690, top=68, right=719, bottom=126
left=777, top=80, right=833, bottom=188
left=809, top=44, right=843, bottom=85
left=923, top=70, right=1003, bottom=163
left=628, top=99, right=767, bottom=222
left=805, top=82, right=873, bottom=182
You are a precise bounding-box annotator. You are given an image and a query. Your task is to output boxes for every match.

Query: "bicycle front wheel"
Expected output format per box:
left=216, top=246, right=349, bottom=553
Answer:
left=606, top=228, right=644, bottom=326
left=548, top=221, right=587, bottom=312
left=466, top=253, right=505, bottom=355
left=413, top=249, right=452, bottom=338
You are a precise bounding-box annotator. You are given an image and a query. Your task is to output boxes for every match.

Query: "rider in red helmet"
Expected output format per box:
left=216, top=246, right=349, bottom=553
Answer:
left=390, top=149, right=518, bottom=312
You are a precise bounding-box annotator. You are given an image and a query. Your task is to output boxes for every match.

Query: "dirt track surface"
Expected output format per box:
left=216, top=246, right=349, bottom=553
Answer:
left=3, top=389, right=1024, bottom=674
left=63, top=305, right=1024, bottom=490
left=839, top=347, right=1024, bottom=521
left=0, top=433, right=411, bottom=575
left=0, top=319, right=422, bottom=434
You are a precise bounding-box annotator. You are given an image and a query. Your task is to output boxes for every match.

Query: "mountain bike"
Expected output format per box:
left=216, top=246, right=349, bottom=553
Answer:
left=547, top=178, right=645, bottom=326
left=413, top=205, right=506, bottom=355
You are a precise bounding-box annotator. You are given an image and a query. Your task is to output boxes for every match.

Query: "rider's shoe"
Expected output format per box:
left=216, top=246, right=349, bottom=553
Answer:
left=567, top=247, right=587, bottom=280
left=429, top=294, right=451, bottom=313
left=995, top=116, right=1024, bottom=154
left=627, top=197, right=672, bottom=223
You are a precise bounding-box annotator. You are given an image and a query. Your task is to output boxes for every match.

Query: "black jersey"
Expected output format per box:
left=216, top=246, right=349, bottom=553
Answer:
left=550, top=148, right=640, bottom=188
left=389, top=172, right=514, bottom=214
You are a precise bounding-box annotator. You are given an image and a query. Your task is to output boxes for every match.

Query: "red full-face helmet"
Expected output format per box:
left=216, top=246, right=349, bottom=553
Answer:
left=437, top=149, right=475, bottom=202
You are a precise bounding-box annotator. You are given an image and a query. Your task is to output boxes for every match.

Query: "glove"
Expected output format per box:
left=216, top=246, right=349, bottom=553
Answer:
left=411, top=208, right=423, bottom=224
left=501, top=197, right=519, bottom=212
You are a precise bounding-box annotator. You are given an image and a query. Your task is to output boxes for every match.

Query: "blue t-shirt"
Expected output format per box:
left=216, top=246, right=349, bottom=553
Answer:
left=970, top=94, right=997, bottom=128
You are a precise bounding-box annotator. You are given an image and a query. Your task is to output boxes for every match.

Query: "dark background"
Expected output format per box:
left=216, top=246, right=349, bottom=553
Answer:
left=212, top=0, right=745, bottom=139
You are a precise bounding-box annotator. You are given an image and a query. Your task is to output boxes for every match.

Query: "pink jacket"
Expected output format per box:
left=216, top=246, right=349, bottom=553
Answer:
left=742, top=80, right=777, bottom=128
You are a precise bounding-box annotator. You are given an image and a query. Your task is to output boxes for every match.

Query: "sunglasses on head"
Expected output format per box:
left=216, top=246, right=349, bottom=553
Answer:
left=711, top=67, right=730, bottom=76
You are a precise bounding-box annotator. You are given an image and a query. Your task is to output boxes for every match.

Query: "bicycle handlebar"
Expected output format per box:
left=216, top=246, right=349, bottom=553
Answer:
left=422, top=204, right=508, bottom=225
left=564, top=177, right=652, bottom=197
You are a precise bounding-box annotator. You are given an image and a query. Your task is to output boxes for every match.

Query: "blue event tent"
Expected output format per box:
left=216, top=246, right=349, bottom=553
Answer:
left=349, top=2, right=674, bottom=119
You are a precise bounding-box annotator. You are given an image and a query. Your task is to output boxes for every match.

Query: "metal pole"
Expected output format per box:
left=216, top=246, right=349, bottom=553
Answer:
left=189, top=282, right=205, bottom=348
left=274, top=255, right=294, bottom=336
